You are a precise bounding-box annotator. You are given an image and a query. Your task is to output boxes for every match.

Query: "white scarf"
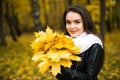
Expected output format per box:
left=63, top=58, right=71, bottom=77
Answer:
left=73, top=32, right=103, bottom=53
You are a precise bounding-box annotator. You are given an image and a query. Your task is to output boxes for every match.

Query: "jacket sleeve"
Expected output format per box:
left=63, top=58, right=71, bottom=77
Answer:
left=56, top=44, right=104, bottom=80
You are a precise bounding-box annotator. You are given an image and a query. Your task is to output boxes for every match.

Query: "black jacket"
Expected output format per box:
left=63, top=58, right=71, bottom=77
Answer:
left=56, top=43, right=104, bottom=80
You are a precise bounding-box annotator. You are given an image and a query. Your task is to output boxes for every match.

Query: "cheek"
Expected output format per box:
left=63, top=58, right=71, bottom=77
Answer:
left=78, top=24, right=84, bottom=31
left=66, top=26, right=69, bottom=31
left=80, top=27, right=84, bottom=32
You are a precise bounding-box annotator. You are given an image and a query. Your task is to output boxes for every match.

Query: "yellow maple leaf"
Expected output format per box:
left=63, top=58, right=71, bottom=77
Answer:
left=31, top=26, right=81, bottom=76
left=32, top=53, right=46, bottom=62
left=51, top=62, right=61, bottom=76
left=51, top=59, right=72, bottom=76
left=47, top=50, right=71, bottom=62
left=38, top=59, right=50, bottom=74
left=60, top=59, right=72, bottom=67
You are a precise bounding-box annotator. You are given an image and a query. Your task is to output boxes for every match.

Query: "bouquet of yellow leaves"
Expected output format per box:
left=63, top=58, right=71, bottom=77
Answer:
left=31, top=26, right=81, bottom=76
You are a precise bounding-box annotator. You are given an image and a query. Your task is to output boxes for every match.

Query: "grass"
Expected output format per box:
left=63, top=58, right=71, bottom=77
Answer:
left=0, top=34, right=56, bottom=80
left=98, top=30, right=120, bottom=80
left=0, top=30, right=120, bottom=80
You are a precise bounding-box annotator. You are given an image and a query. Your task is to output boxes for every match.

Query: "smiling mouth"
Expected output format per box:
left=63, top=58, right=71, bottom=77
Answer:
left=70, top=30, right=77, bottom=33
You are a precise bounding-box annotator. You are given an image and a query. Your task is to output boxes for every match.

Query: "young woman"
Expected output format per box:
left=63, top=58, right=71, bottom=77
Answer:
left=56, top=4, right=104, bottom=80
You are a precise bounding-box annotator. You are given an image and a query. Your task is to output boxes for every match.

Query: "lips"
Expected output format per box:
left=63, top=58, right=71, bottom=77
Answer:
left=70, top=30, right=77, bottom=33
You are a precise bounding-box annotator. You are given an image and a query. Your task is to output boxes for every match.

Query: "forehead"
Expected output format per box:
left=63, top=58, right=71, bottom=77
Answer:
left=66, top=11, right=82, bottom=20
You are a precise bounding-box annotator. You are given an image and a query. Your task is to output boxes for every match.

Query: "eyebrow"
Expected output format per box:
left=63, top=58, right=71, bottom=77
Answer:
left=74, top=19, right=81, bottom=21
left=66, top=19, right=81, bottom=21
left=66, top=18, right=81, bottom=20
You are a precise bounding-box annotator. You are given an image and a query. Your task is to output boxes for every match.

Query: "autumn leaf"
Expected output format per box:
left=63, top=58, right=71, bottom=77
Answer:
left=31, top=26, right=81, bottom=76
left=38, top=59, right=50, bottom=74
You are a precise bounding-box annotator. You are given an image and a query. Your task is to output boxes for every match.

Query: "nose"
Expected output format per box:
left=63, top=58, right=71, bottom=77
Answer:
left=70, top=23, right=76, bottom=28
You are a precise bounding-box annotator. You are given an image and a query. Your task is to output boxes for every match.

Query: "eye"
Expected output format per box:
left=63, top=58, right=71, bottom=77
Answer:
left=66, top=21, right=71, bottom=25
left=74, top=20, right=81, bottom=24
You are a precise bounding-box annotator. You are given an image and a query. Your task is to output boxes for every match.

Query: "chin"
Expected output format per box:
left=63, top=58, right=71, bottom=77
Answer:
left=70, top=34, right=79, bottom=38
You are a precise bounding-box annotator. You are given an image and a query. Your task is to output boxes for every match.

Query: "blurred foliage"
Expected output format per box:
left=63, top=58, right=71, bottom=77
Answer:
left=2, top=0, right=119, bottom=32
left=0, top=0, right=120, bottom=79
left=0, top=34, right=56, bottom=80
left=2, top=0, right=34, bottom=32
left=98, top=30, right=120, bottom=80
left=0, top=30, right=120, bottom=80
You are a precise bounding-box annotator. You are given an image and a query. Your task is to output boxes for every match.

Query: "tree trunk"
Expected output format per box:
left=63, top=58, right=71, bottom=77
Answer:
left=67, top=0, right=72, bottom=6
left=13, top=15, right=21, bottom=36
left=5, top=2, right=17, bottom=41
left=0, top=0, right=7, bottom=46
left=31, top=0, right=43, bottom=32
left=116, top=0, right=120, bottom=29
left=100, top=0, right=106, bottom=43
left=87, top=0, right=91, bottom=4
left=11, top=5, right=21, bottom=36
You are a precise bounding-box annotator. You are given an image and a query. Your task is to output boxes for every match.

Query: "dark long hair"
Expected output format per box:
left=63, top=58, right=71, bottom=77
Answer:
left=63, top=4, right=102, bottom=41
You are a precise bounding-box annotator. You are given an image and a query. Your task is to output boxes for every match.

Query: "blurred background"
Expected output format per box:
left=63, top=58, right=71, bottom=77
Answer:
left=0, top=0, right=120, bottom=80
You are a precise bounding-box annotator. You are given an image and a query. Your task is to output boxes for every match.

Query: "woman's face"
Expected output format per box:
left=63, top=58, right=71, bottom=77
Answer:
left=66, top=11, right=84, bottom=37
